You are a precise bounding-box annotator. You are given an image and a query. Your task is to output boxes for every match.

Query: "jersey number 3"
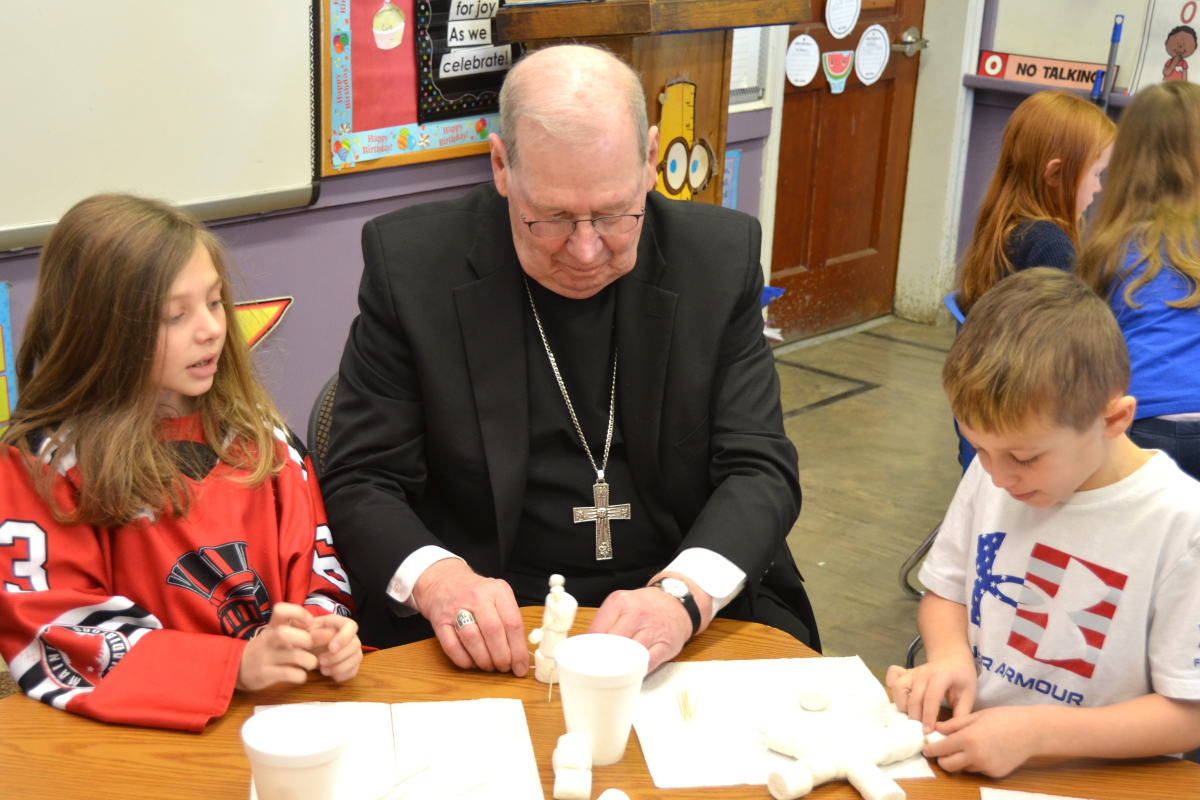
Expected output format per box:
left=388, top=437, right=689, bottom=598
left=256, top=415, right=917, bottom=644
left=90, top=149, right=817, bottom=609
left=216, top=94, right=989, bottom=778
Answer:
left=0, top=520, right=50, bottom=593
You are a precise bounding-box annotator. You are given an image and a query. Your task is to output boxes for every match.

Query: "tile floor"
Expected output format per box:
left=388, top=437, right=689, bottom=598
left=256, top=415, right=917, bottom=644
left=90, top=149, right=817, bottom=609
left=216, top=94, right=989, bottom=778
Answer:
left=0, top=316, right=958, bottom=701
left=778, top=317, right=960, bottom=681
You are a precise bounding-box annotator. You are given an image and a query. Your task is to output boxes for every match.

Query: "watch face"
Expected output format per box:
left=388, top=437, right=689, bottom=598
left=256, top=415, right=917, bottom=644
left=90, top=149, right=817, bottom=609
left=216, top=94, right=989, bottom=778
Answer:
left=660, top=577, right=689, bottom=599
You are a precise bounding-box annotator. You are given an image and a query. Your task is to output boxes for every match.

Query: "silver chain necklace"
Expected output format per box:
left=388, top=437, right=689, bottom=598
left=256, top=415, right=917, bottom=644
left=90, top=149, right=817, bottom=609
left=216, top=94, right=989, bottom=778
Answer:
left=523, top=275, right=630, bottom=561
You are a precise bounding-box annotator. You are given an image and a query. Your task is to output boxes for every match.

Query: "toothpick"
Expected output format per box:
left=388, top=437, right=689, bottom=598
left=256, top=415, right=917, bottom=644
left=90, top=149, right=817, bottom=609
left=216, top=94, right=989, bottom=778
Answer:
left=676, top=688, right=697, bottom=722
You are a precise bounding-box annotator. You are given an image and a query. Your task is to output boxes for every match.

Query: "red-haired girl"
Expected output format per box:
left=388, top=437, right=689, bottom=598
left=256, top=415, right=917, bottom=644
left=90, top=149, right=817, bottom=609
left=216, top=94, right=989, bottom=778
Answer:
left=0, top=194, right=362, bottom=731
left=958, top=91, right=1116, bottom=315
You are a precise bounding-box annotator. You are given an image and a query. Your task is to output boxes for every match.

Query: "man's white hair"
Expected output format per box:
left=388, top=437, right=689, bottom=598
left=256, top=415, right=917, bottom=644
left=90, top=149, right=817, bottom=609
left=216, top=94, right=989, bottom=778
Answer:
left=498, top=44, right=649, bottom=169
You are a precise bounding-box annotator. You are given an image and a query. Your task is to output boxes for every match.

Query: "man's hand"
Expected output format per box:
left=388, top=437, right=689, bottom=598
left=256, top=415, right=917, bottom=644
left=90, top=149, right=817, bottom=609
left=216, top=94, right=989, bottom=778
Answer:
left=588, top=573, right=712, bottom=672
left=923, top=706, right=1040, bottom=778
left=237, top=603, right=318, bottom=691
left=886, top=651, right=977, bottom=735
left=412, top=558, right=528, bottom=676
left=308, top=614, right=364, bottom=682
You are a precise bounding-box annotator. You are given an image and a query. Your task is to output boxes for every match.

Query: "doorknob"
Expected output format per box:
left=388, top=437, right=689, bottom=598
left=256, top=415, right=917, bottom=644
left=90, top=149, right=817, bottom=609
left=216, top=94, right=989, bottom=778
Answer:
left=891, top=27, right=928, bottom=58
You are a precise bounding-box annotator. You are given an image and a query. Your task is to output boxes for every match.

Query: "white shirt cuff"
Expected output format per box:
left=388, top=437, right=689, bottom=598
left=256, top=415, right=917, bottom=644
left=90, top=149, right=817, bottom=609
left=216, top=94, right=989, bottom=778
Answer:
left=664, top=547, right=746, bottom=614
left=386, top=545, right=464, bottom=617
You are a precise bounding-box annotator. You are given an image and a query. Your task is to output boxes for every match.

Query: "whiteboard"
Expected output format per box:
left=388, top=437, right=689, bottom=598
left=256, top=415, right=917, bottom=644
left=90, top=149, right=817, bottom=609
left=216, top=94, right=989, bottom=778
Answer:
left=0, top=1, right=316, bottom=251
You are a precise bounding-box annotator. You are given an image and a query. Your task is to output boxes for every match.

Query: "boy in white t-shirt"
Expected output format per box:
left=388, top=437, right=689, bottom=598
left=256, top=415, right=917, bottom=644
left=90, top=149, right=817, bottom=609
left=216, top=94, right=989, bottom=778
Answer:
left=887, top=268, right=1200, bottom=777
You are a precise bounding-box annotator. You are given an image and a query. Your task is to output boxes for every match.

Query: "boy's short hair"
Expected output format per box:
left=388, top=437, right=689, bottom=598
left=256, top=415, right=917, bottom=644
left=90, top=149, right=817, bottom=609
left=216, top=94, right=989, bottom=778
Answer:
left=943, top=268, right=1130, bottom=433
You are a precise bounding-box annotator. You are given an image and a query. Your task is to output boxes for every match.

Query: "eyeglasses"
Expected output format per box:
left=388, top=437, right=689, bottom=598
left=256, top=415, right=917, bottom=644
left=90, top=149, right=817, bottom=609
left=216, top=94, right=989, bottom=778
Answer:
left=520, top=208, right=645, bottom=240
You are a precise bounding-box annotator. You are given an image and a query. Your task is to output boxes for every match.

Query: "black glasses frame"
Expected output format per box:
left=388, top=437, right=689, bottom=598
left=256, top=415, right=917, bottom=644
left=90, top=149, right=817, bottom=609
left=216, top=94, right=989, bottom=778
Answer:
left=519, top=208, right=646, bottom=239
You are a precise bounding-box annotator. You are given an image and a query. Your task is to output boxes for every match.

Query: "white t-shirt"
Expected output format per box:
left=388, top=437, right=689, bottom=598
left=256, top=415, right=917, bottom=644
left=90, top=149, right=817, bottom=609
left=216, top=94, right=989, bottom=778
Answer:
left=919, top=452, right=1200, bottom=710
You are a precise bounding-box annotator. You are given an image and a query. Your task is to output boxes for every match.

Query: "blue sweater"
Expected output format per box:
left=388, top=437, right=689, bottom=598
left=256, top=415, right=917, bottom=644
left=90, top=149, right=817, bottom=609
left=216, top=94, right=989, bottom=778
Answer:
left=1110, top=246, right=1200, bottom=418
left=1005, top=220, right=1076, bottom=272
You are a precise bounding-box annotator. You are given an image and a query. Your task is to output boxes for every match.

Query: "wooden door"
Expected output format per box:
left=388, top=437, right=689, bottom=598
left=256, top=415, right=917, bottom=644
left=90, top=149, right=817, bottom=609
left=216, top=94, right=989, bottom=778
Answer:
left=769, top=0, right=925, bottom=342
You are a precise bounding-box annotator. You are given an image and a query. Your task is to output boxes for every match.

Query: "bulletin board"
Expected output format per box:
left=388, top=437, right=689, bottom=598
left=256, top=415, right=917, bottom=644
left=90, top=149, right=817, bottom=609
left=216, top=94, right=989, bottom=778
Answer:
left=321, top=0, right=515, bottom=175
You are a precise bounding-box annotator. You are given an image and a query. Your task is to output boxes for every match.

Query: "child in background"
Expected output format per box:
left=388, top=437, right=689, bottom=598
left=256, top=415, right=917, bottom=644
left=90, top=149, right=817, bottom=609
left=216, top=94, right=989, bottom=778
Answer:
left=887, top=269, right=1200, bottom=778
left=0, top=194, right=362, bottom=732
left=957, top=91, right=1115, bottom=315
left=1077, top=81, right=1200, bottom=481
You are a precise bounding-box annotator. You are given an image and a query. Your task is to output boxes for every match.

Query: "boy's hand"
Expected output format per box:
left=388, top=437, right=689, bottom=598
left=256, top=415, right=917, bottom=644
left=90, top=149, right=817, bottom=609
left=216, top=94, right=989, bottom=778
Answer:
left=886, top=652, right=977, bottom=734
left=236, top=603, right=317, bottom=691
left=309, top=614, right=363, bottom=682
left=924, top=706, right=1040, bottom=777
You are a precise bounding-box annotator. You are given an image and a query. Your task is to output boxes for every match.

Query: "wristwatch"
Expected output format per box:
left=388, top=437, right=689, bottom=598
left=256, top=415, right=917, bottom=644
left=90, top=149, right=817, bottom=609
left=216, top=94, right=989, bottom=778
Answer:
left=651, top=577, right=701, bottom=637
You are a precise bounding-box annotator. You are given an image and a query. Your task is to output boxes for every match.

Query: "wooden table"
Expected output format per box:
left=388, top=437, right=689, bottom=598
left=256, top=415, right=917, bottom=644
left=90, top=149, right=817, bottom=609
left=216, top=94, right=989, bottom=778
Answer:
left=1, top=608, right=1196, bottom=799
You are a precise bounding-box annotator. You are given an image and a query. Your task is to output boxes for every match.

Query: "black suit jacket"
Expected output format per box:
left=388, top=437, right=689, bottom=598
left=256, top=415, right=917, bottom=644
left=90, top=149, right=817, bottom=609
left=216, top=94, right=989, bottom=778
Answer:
left=321, top=183, right=812, bottom=647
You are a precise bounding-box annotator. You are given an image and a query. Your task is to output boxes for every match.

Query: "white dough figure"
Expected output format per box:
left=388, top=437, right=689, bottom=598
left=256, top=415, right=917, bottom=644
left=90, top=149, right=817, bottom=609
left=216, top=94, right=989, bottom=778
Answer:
left=765, top=704, right=936, bottom=800
left=528, top=574, right=579, bottom=684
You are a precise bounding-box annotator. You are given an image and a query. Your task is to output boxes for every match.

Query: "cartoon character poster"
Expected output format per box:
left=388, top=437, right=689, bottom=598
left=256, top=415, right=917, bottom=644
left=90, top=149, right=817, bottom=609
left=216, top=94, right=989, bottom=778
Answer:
left=0, top=283, right=15, bottom=434
left=330, top=0, right=500, bottom=167
left=1131, top=1, right=1200, bottom=92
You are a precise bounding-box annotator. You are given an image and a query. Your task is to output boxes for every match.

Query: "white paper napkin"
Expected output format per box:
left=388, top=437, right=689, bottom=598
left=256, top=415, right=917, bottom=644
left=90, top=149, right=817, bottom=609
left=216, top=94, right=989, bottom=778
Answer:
left=632, top=656, right=935, bottom=789
left=250, top=698, right=543, bottom=800
left=980, top=790, right=1096, bottom=800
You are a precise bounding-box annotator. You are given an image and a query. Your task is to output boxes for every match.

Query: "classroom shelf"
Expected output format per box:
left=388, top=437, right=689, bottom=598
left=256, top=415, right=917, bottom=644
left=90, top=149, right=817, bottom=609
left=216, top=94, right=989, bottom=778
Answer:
left=962, top=73, right=1132, bottom=108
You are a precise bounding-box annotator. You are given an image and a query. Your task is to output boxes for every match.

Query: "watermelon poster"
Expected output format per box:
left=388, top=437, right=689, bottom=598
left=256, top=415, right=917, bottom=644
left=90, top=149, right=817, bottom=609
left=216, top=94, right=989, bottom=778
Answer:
left=0, top=283, right=16, bottom=433
left=823, top=51, right=854, bottom=94
left=1131, top=1, right=1200, bottom=92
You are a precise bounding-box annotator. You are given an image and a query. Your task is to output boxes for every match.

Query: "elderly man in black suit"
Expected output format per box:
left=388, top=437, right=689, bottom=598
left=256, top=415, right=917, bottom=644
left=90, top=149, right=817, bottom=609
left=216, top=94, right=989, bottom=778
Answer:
left=321, top=44, right=819, bottom=674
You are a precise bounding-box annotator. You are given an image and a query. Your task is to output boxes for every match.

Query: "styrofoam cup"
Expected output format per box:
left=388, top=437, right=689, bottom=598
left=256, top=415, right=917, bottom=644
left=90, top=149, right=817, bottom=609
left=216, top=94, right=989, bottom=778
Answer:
left=553, top=634, right=650, bottom=766
left=242, top=705, right=348, bottom=800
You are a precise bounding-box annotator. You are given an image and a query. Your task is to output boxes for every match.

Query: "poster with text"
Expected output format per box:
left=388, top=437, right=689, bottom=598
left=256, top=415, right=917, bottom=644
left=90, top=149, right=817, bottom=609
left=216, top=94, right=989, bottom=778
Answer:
left=1131, top=0, right=1200, bottom=92
left=417, top=0, right=521, bottom=123
left=330, top=0, right=500, bottom=166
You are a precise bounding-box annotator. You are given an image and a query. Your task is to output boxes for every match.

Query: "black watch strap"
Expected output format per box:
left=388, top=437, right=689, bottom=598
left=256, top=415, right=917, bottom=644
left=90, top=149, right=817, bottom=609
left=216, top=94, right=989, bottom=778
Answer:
left=651, top=579, right=701, bottom=636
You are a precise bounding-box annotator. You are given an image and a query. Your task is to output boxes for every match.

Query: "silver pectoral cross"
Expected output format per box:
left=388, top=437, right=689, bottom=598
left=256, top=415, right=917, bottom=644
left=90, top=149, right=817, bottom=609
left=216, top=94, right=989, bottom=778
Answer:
left=573, top=475, right=631, bottom=561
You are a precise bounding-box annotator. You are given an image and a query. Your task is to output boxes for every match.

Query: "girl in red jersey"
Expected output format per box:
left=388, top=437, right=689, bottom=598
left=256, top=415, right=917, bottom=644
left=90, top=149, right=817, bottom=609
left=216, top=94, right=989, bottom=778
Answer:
left=0, top=194, right=362, bottom=731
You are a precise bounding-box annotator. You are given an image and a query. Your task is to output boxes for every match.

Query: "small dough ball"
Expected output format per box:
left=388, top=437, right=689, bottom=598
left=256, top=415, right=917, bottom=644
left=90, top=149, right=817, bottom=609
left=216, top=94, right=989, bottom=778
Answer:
left=767, top=761, right=814, bottom=800
left=597, top=791, right=630, bottom=800
left=553, top=767, right=592, bottom=800
left=800, top=689, right=830, bottom=712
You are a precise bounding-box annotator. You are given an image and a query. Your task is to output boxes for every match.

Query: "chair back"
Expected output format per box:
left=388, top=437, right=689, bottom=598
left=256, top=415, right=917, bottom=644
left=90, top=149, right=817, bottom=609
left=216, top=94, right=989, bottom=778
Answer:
left=306, top=372, right=339, bottom=481
left=943, top=291, right=966, bottom=326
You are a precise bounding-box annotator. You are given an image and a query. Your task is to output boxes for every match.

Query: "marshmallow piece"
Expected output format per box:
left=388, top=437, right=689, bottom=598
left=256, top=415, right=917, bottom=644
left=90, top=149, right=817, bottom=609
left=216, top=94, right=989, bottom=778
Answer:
left=868, top=719, right=926, bottom=765
left=763, top=729, right=795, bottom=758
left=550, top=574, right=565, bottom=588
left=553, top=767, right=592, bottom=800
left=596, top=791, right=630, bottom=800
left=882, top=703, right=910, bottom=727
left=553, top=733, right=592, bottom=771
left=766, top=761, right=814, bottom=800
left=799, top=752, right=842, bottom=785
left=843, top=757, right=905, bottom=800
left=924, top=730, right=946, bottom=745
left=800, top=688, right=830, bottom=712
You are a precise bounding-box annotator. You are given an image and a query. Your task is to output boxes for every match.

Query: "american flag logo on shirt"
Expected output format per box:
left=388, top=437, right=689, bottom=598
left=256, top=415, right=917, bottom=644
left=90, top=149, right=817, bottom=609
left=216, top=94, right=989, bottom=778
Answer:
left=1007, top=543, right=1127, bottom=679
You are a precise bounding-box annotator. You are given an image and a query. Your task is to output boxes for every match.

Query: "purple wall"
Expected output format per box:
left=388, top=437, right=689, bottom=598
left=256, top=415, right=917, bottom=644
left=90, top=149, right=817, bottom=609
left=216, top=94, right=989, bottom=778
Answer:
left=1, top=116, right=773, bottom=436
left=0, top=156, right=494, bottom=431
left=726, top=107, right=771, bottom=219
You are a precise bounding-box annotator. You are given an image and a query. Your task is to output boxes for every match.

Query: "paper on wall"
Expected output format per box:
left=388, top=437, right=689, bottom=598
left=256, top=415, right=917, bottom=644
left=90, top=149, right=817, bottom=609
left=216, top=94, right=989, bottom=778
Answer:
left=632, top=657, right=935, bottom=789
left=786, top=34, right=821, bottom=87
left=1130, top=0, right=1200, bottom=92
left=855, top=24, right=892, bottom=86
left=825, top=0, right=861, bottom=40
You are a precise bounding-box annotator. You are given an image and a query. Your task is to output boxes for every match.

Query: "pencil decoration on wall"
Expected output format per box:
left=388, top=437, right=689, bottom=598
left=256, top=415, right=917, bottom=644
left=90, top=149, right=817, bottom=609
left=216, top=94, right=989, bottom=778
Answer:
left=234, top=297, right=293, bottom=351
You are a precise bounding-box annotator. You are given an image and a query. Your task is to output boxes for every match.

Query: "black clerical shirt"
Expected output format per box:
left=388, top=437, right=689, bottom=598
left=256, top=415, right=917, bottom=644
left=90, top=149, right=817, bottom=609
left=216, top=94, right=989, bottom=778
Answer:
left=503, top=278, right=675, bottom=607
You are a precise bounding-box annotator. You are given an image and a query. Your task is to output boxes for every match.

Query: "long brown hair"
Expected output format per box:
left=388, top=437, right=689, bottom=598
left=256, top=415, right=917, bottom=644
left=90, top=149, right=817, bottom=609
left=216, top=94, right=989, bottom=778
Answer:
left=958, top=91, right=1116, bottom=314
left=3, top=194, right=286, bottom=527
left=1077, top=81, right=1200, bottom=309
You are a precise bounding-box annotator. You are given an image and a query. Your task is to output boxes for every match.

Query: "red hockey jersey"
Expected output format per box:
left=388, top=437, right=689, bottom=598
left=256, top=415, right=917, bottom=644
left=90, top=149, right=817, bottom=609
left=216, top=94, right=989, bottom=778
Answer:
left=0, top=415, right=355, bottom=732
